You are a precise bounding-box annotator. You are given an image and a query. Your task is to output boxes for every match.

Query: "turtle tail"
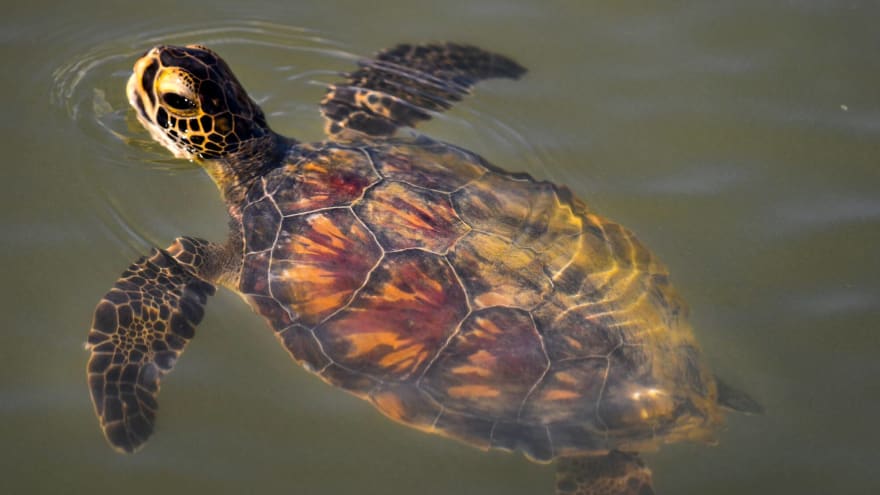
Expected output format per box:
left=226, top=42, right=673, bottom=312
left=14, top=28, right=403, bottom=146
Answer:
left=716, top=378, right=764, bottom=415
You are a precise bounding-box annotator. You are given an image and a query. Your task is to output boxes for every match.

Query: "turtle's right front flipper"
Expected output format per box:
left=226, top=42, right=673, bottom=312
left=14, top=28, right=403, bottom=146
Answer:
left=86, top=240, right=216, bottom=452
left=321, top=42, right=526, bottom=138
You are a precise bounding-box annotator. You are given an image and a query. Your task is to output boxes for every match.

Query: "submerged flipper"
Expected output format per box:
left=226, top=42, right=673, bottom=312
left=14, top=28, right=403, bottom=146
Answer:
left=321, top=42, right=526, bottom=138
left=556, top=452, right=654, bottom=495
left=85, top=238, right=217, bottom=452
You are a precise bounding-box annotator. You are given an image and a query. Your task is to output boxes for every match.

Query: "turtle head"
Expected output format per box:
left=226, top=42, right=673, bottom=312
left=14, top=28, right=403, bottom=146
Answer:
left=127, top=45, right=273, bottom=162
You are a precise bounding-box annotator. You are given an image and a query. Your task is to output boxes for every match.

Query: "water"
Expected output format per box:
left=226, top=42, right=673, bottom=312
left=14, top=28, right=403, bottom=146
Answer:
left=3, top=1, right=879, bottom=494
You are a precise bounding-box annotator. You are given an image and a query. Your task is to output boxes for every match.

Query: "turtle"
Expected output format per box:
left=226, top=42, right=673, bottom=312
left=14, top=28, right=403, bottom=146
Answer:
left=86, top=43, right=761, bottom=494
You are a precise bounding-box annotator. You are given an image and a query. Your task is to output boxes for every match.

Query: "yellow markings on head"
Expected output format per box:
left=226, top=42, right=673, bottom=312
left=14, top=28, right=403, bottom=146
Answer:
left=155, top=68, right=195, bottom=98
left=155, top=68, right=199, bottom=117
left=214, top=115, right=231, bottom=133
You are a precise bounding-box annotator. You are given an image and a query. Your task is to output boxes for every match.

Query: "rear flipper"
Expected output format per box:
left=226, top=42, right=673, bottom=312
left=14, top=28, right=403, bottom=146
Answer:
left=556, top=451, right=654, bottom=495
left=321, top=42, right=526, bottom=138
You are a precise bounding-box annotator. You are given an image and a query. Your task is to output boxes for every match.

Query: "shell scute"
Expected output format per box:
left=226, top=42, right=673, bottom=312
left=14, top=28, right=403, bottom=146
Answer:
left=319, top=363, right=377, bottom=394
left=596, top=345, right=667, bottom=432
left=433, top=410, right=495, bottom=450
left=370, top=141, right=485, bottom=191
left=242, top=196, right=281, bottom=252
left=247, top=294, right=295, bottom=330
left=532, top=297, right=624, bottom=361
left=421, top=307, right=548, bottom=420
left=371, top=383, right=441, bottom=432
left=451, top=173, right=582, bottom=248
left=240, top=251, right=271, bottom=296
left=267, top=147, right=379, bottom=215
left=269, top=209, right=382, bottom=326
left=448, top=231, right=551, bottom=309
left=278, top=325, right=331, bottom=372
left=519, top=358, right=608, bottom=428
left=314, top=251, right=468, bottom=381
left=354, top=181, right=470, bottom=252
left=550, top=224, right=615, bottom=294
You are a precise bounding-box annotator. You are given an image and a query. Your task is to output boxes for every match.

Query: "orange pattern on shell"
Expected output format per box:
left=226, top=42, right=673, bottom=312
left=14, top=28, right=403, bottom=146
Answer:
left=355, top=181, right=470, bottom=252
left=266, top=147, right=379, bottom=215
left=315, top=251, right=468, bottom=381
left=422, top=308, right=548, bottom=420
left=270, top=209, right=382, bottom=326
left=236, top=140, right=720, bottom=459
left=369, top=141, right=485, bottom=191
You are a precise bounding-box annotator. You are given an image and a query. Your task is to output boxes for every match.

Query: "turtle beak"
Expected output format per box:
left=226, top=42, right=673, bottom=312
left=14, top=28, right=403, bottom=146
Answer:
left=128, top=51, right=154, bottom=123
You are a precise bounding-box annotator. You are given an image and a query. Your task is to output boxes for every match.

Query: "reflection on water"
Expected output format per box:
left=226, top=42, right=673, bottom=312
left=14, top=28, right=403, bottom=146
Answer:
left=3, top=2, right=880, bottom=495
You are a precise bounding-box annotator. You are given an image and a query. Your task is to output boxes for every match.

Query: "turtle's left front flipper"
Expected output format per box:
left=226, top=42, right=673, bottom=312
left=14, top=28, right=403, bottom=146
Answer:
left=321, top=42, right=526, bottom=138
left=85, top=237, right=219, bottom=453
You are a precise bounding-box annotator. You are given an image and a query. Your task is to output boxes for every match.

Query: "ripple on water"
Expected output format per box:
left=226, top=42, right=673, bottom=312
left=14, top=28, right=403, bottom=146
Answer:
left=51, top=21, right=349, bottom=171
left=50, top=20, right=546, bottom=250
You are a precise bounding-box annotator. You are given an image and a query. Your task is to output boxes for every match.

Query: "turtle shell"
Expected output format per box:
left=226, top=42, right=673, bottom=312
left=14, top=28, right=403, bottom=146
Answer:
left=238, top=136, right=721, bottom=462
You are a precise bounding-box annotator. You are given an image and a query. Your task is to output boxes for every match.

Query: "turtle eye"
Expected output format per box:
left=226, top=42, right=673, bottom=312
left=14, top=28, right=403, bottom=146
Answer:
left=162, top=93, right=197, bottom=111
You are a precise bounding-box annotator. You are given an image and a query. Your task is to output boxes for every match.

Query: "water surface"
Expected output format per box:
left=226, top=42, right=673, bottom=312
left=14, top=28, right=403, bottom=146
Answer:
left=2, top=1, right=879, bottom=494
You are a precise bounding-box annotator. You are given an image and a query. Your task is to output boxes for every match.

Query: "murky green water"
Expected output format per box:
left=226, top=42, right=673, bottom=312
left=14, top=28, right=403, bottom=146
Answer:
left=3, top=1, right=879, bottom=494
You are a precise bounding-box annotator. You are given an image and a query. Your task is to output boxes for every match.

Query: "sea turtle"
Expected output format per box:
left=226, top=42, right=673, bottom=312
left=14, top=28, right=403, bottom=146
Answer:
left=86, top=43, right=760, bottom=494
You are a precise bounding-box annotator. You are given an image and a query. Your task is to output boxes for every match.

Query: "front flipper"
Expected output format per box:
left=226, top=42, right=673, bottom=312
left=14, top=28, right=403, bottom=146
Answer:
left=86, top=240, right=216, bottom=452
left=556, top=452, right=655, bottom=495
left=321, top=42, right=526, bottom=138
